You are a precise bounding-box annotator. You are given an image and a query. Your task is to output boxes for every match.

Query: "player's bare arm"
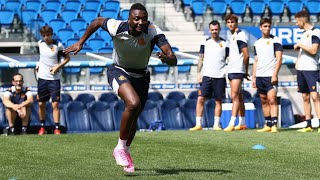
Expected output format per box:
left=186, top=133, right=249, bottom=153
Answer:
left=272, top=51, right=283, bottom=85
left=157, top=44, right=177, bottom=66
left=197, top=54, right=204, bottom=83
left=242, top=46, right=250, bottom=80
left=64, top=17, right=106, bottom=55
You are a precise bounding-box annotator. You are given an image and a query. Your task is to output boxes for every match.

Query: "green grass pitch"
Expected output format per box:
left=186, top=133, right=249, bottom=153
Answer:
left=1, top=129, right=320, bottom=179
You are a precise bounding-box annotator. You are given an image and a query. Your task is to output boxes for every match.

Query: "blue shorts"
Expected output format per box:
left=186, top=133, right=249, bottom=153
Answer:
left=37, top=78, right=61, bottom=102
left=199, top=76, right=226, bottom=99
left=256, top=77, right=277, bottom=95
left=228, top=73, right=244, bottom=81
left=107, top=64, right=150, bottom=109
left=297, top=70, right=319, bottom=93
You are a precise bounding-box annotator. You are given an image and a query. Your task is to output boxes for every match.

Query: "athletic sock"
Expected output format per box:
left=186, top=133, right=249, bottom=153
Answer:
left=229, top=116, right=236, bottom=126
left=271, top=117, right=278, bottom=127
left=40, top=120, right=45, bottom=127
left=55, top=123, right=59, bottom=130
left=22, top=126, right=27, bottom=131
left=115, top=138, right=127, bottom=150
left=213, top=116, right=221, bottom=127
left=306, top=119, right=312, bottom=128
left=196, top=116, right=202, bottom=126
left=238, top=116, right=246, bottom=126
left=265, top=116, right=272, bottom=127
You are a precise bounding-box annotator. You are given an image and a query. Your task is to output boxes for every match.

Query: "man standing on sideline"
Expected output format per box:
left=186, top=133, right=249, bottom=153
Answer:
left=189, top=20, right=228, bottom=131
left=224, top=14, right=250, bottom=132
left=63, top=3, right=177, bottom=173
left=252, top=18, right=283, bottom=133
left=293, top=10, right=320, bottom=132
left=3, top=73, right=33, bottom=135
left=37, top=26, right=70, bottom=135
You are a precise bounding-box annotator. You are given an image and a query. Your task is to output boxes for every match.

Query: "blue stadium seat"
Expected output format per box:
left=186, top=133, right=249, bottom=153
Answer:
left=25, top=0, right=42, bottom=13
left=230, top=0, right=247, bottom=16
left=30, top=18, right=45, bottom=29
left=280, top=98, right=295, bottom=128
left=88, top=37, right=105, bottom=52
left=269, top=0, right=285, bottom=16
left=66, top=37, right=80, bottom=47
left=87, top=101, right=114, bottom=131
left=90, top=67, right=104, bottom=75
left=98, top=47, right=113, bottom=53
left=30, top=98, right=40, bottom=126
left=21, top=9, right=37, bottom=25
left=138, top=100, right=161, bottom=130
left=41, top=9, right=59, bottom=25
left=181, top=99, right=197, bottom=129
left=0, top=10, right=14, bottom=27
left=45, top=101, right=58, bottom=127
left=45, top=0, right=62, bottom=12
left=191, top=0, right=207, bottom=16
left=148, top=92, right=164, bottom=102
left=98, top=92, right=118, bottom=104
left=252, top=97, right=267, bottom=128
left=160, top=99, right=184, bottom=129
left=63, top=67, right=81, bottom=84
left=61, top=9, right=78, bottom=24
left=242, top=90, right=252, bottom=103
left=79, top=44, right=93, bottom=53
left=306, top=0, right=320, bottom=15
left=49, top=19, right=66, bottom=34
left=74, top=93, right=96, bottom=106
left=210, top=0, right=227, bottom=15
left=65, top=0, right=82, bottom=13
left=61, top=93, right=73, bottom=104
left=69, top=18, right=87, bottom=34
left=111, top=100, right=125, bottom=131
left=187, top=90, right=198, bottom=100
left=0, top=99, right=8, bottom=128
left=287, top=0, right=304, bottom=15
left=119, top=9, right=129, bottom=20
left=178, top=65, right=191, bottom=74
left=99, top=30, right=112, bottom=47
left=84, top=0, right=102, bottom=11
left=203, top=99, right=215, bottom=128
left=100, top=9, right=118, bottom=19
left=250, top=0, right=266, bottom=16
left=81, top=9, right=98, bottom=23
left=152, top=66, right=170, bottom=82
left=104, top=1, right=120, bottom=15
left=5, top=0, right=22, bottom=16
left=65, top=101, right=91, bottom=133
left=165, top=91, right=186, bottom=107
left=57, top=28, right=74, bottom=44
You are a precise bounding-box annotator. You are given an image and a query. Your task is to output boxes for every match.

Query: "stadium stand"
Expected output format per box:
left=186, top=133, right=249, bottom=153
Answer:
left=147, top=91, right=164, bottom=102
left=111, top=100, right=125, bottom=131
left=160, top=99, right=184, bottom=129
left=87, top=101, right=114, bottom=132
left=138, top=100, right=161, bottom=130
left=165, top=91, right=186, bottom=107
left=74, top=93, right=96, bottom=107
left=187, top=90, right=198, bottom=99
left=65, top=101, right=91, bottom=133
left=98, top=92, right=118, bottom=104
left=61, top=93, right=73, bottom=104
left=203, top=99, right=215, bottom=127
left=0, top=99, right=7, bottom=129
left=181, top=99, right=197, bottom=129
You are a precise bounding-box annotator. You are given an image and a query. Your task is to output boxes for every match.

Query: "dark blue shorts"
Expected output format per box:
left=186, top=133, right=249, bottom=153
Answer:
left=199, top=76, right=226, bottom=99
left=228, top=73, right=245, bottom=81
left=256, top=77, right=277, bottom=95
left=37, top=78, right=61, bottom=102
left=297, top=70, right=319, bottom=93
left=107, top=64, right=150, bottom=109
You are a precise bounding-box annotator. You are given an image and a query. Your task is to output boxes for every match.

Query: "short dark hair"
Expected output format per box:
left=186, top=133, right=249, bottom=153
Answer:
left=295, top=10, right=309, bottom=21
left=259, top=18, right=272, bottom=26
left=225, top=14, right=238, bottom=23
left=129, top=3, right=147, bottom=14
left=12, top=73, right=23, bottom=81
left=209, top=20, right=220, bottom=29
left=40, top=25, right=53, bottom=35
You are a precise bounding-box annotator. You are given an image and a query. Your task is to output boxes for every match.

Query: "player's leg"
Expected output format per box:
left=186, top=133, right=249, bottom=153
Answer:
left=49, top=79, right=61, bottom=134
left=190, top=76, right=211, bottom=130
left=21, top=106, right=31, bottom=134
left=236, top=89, right=246, bottom=130
left=225, top=74, right=242, bottom=131
left=37, top=78, right=50, bottom=135
left=268, top=88, right=278, bottom=133
left=5, top=108, right=17, bottom=135
left=212, top=78, right=226, bottom=130
left=310, top=91, right=320, bottom=132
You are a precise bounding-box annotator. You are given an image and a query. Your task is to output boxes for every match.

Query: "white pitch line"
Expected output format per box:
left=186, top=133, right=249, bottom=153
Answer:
left=0, top=54, right=19, bottom=63
left=174, top=51, right=198, bottom=59
left=86, top=52, right=113, bottom=63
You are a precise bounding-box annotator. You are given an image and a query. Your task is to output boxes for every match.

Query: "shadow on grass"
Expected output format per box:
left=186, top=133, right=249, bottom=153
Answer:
left=125, top=168, right=231, bottom=177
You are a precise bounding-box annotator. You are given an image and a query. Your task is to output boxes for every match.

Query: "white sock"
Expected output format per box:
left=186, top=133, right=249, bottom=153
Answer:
left=238, top=116, right=246, bottom=126
left=115, top=138, right=127, bottom=150
left=196, top=116, right=202, bottom=126
left=213, top=116, right=221, bottom=127
left=229, top=116, right=237, bottom=126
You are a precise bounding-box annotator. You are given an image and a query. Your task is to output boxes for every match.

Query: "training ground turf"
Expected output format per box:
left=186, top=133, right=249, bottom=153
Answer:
left=1, top=129, right=319, bottom=179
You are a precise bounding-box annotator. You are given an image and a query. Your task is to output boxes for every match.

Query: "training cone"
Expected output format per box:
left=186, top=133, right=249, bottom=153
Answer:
left=252, top=144, right=266, bottom=150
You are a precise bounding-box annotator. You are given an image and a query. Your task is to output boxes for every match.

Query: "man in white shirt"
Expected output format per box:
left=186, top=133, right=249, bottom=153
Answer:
left=189, top=20, right=228, bottom=131
left=3, top=73, right=33, bottom=135
left=224, top=14, right=250, bottom=132
left=252, top=18, right=283, bottom=133
left=294, top=10, right=320, bottom=133
left=37, top=26, right=70, bottom=135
